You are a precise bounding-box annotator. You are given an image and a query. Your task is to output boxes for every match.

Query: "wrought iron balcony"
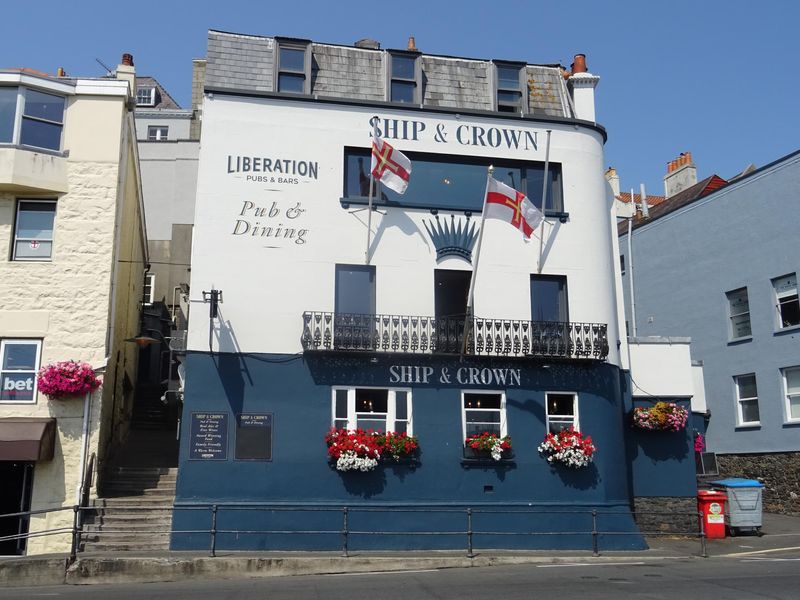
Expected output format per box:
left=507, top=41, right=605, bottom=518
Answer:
left=301, top=312, right=609, bottom=360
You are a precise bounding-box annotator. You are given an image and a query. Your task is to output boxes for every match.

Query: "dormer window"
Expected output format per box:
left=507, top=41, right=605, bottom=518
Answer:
left=389, top=52, right=420, bottom=103
left=494, top=62, right=525, bottom=113
left=136, top=86, right=156, bottom=107
left=276, top=40, right=311, bottom=94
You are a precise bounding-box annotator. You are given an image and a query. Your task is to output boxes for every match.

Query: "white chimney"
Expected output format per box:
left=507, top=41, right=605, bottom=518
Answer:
left=663, top=152, right=697, bottom=198
left=567, top=54, right=600, bottom=122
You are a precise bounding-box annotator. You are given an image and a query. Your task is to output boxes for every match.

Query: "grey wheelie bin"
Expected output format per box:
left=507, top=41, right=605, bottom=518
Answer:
left=711, top=478, right=764, bottom=536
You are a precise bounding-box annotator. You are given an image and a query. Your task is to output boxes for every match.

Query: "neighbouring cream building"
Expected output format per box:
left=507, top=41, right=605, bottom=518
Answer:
left=0, top=55, right=147, bottom=555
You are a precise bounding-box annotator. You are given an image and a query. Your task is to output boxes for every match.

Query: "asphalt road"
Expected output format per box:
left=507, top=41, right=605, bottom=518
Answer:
left=4, top=551, right=800, bottom=600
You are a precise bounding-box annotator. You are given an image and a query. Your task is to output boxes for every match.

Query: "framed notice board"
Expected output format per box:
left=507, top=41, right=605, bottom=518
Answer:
left=235, top=413, right=273, bottom=461
left=189, top=412, right=229, bottom=460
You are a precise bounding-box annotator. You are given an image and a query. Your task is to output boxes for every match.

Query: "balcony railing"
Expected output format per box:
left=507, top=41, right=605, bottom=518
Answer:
left=301, top=312, right=608, bottom=360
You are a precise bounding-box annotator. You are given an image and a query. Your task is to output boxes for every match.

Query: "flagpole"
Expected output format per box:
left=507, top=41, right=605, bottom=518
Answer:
left=537, top=129, right=552, bottom=274
left=461, top=165, right=494, bottom=356
left=365, top=121, right=379, bottom=264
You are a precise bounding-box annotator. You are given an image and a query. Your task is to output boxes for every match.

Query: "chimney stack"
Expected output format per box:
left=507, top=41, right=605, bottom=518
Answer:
left=605, top=167, right=620, bottom=197
left=116, top=52, right=136, bottom=100
left=567, top=52, right=600, bottom=122
left=407, top=35, right=418, bottom=52
left=663, top=151, right=697, bottom=198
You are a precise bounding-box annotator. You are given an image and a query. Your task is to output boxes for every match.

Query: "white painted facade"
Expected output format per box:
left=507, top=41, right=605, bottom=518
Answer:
left=189, top=96, right=622, bottom=365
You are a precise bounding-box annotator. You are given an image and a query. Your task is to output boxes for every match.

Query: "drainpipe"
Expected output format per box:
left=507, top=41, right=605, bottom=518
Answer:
left=627, top=193, right=637, bottom=337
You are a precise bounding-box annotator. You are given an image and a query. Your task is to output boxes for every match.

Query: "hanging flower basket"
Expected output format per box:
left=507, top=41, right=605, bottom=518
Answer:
left=538, top=427, right=595, bottom=468
left=325, top=428, right=419, bottom=472
left=37, top=360, right=101, bottom=399
left=464, top=432, right=512, bottom=461
left=632, top=401, right=689, bottom=432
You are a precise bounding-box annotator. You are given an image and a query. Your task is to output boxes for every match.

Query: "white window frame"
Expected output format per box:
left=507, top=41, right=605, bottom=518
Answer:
left=0, top=339, right=42, bottom=404
left=13, top=199, right=56, bottom=261
left=726, top=287, right=751, bottom=340
left=331, top=386, right=412, bottom=434
left=275, top=39, right=311, bottom=95
left=734, top=373, right=760, bottom=427
left=136, top=87, right=156, bottom=107
left=147, top=125, right=168, bottom=141
left=461, top=390, right=507, bottom=443
left=782, top=366, right=800, bottom=423
left=0, top=86, right=65, bottom=152
left=143, top=273, right=156, bottom=306
left=772, top=273, right=799, bottom=330
left=545, top=391, right=579, bottom=433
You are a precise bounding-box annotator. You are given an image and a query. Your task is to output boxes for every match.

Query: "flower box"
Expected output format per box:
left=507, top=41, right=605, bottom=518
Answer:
left=632, top=401, right=689, bottom=432
left=37, top=360, right=101, bottom=400
left=325, top=428, right=419, bottom=472
left=463, top=432, right=513, bottom=463
left=538, top=427, right=595, bottom=468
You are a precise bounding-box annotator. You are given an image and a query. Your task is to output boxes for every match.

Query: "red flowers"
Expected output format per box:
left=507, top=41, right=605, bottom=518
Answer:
left=465, top=432, right=512, bottom=461
left=538, top=427, right=596, bottom=468
left=325, top=428, right=419, bottom=471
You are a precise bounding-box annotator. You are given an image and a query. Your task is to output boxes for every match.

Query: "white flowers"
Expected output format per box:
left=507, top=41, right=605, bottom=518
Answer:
left=490, top=438, right=504, bottom=461
left=335, top=447, right=380, bottom=472
left=537, top=427, right=596, bottom=469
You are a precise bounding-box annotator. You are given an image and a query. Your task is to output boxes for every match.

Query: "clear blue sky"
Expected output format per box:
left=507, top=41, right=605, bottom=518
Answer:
left=2, top=0, right=798, bottom=195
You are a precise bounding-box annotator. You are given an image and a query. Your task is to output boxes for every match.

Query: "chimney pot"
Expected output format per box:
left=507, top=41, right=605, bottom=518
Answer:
left=407, top=35, right=418, bottom=52
left=56, top=67, right=65, bottom=77
left=122, top=53, right=134, bottom=67
left=571, top=53, right=587, bottom=74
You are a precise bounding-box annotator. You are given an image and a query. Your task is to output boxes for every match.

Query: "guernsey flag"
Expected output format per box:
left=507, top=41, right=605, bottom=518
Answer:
left=484, top=176, right=544, bottom=239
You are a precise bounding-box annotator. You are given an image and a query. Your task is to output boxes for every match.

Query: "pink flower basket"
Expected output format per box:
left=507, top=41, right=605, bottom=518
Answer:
left=37, top=360, right=101, bottom=399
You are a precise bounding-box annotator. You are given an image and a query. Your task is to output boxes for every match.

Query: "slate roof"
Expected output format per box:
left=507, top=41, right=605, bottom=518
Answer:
left=618, top=175, right=728, bottom=235
left=204, top=30, right=575, bottom=118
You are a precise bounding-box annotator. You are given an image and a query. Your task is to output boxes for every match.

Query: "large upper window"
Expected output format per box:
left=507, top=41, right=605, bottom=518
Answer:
left=344, top=149, right=563, bottom=213
left=462, top=391, right=506, bottom=440
left=332, top=387, right=412, bottom=434
left=389, top=52, right=420, bottom=103
left=531, top=275, right=568, bottom=322
left=0, top=340, right=41, bottom=403
left=276, top=41, right=310, bottom=94
left=13, top=200, right=56, bottom=261
left=782, top=367, right=800, bottom=423
left=726, top=287, right=751, bottom=339
left=546, top=392, right=578, bottom=433
left=147, top=125, right=168, bottom=141
left=0, top=87, right=65, bottom=151
left=494, top=62, right=525, bottom=113
left=335, top=264, right=375, bottom=315
left=772, top=273, right=800, bottom=329
left=734, top=374, right=760, bottom=426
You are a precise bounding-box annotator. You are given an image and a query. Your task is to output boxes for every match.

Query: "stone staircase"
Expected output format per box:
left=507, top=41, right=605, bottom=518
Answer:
left=81, top=466, right=176, bottom=552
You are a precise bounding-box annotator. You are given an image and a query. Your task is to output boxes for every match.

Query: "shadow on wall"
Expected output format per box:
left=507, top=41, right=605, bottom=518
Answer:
left=210, top=308, right=252, bottom=415
left=632, top=430, right=690, bottom=462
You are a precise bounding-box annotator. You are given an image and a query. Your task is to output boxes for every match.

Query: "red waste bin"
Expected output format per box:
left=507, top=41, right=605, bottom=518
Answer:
left=697, top=489, right=727, bottom=539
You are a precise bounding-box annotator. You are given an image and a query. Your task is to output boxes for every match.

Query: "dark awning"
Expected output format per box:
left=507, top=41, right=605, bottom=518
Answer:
left=0, top=418, right=56, bottom=461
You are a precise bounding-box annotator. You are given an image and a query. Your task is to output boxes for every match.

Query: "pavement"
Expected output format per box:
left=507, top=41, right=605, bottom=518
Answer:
left=2, top=512, right=799, bottom=588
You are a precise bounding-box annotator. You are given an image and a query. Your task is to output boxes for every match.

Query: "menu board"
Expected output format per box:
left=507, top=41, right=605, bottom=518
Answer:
left=189, top=412, right=229, bottom=460
left=235, top=413, right=273, bottom=461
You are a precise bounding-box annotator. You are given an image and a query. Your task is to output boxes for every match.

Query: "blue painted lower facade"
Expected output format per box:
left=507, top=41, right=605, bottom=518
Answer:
left=172, top=351, right=695, bottom=551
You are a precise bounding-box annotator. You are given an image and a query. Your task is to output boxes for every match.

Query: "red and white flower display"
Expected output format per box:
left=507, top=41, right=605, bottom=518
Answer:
left=37, top=360, right=101, bottom=399
left=325, top=429, right=419, bottom=472
left=465, top=432, right=512, bottom=461
left=538, top=427, right=596, bottom=469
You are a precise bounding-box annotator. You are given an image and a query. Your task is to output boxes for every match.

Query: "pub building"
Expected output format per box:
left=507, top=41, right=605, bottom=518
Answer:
left=173, top=31, right=699, bottom=551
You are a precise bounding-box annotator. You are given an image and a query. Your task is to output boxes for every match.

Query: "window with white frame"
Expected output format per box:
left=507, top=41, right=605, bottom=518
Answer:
left=147, top=125, right=168, bottom=141
left=0, top=340, right=41, bottom=403
left=726, top=287, right=751, bottom=339
left=143, top=273, right=156, bottom=305
left=389, top=52, right=420, bottom=104
left=462, top=391, right=506, bottom=440
left=772, top=273, right=799, bottom=329
left=332, top=387, right=412, bottom=434
left=734, top=373, right=760, bottom=426
left=0, top=87, right=65, bottom=151
left=545, top=392, right=579, bottom=433
left=136, top=87, right=156, bottom=107
left=13, top=200, right=56, bottom=261
left=276, top=41, right=310, bottom=94
left=494, top=62, right=525, bottom=113
left=782, top=367, right=800, bottom=422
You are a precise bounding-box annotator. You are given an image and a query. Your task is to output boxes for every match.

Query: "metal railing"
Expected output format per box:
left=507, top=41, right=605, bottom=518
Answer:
left=302, top=312, right=609, bottom=360
left=0, top=503, right=707, bottom=560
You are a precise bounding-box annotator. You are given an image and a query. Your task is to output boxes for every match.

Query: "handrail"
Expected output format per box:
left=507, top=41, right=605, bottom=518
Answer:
left=302, top=311, right=609, bottom=360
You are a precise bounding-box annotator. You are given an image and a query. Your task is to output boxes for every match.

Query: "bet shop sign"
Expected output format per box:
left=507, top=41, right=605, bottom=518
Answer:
left=1, top=374, right=35, bottom=401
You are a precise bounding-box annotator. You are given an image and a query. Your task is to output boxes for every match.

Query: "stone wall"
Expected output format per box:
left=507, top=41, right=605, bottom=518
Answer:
left=717, top=452, right=800, bottom=515
left=633, top=497, right=698, bottom=535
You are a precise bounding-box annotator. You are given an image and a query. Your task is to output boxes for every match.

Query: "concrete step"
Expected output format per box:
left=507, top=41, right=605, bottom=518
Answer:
left=84, top=521, right=172, bottom=532
left=92, top=497, right=175, bottom=508
left=103, top=487, right=176, bottom=497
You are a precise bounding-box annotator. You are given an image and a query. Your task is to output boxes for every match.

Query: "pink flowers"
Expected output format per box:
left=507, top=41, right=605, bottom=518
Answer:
left=632, top=401, right=689, bottom=432
left=538, top=427, right=596, bottom=468
left=37, top=360, right=101, bottom=399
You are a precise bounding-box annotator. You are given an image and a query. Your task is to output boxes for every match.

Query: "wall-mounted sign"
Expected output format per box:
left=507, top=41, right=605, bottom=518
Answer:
left=389, top=364, right=522, bottom=387
left=235, top=413, right=273, bottom=461
left=189, top=412, right=229, bottom=460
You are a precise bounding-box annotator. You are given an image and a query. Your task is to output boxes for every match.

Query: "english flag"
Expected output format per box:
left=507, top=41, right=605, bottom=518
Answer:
left=484, top=176, right=544, bottom=239
left=371, top=136, right=412, bottom=194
